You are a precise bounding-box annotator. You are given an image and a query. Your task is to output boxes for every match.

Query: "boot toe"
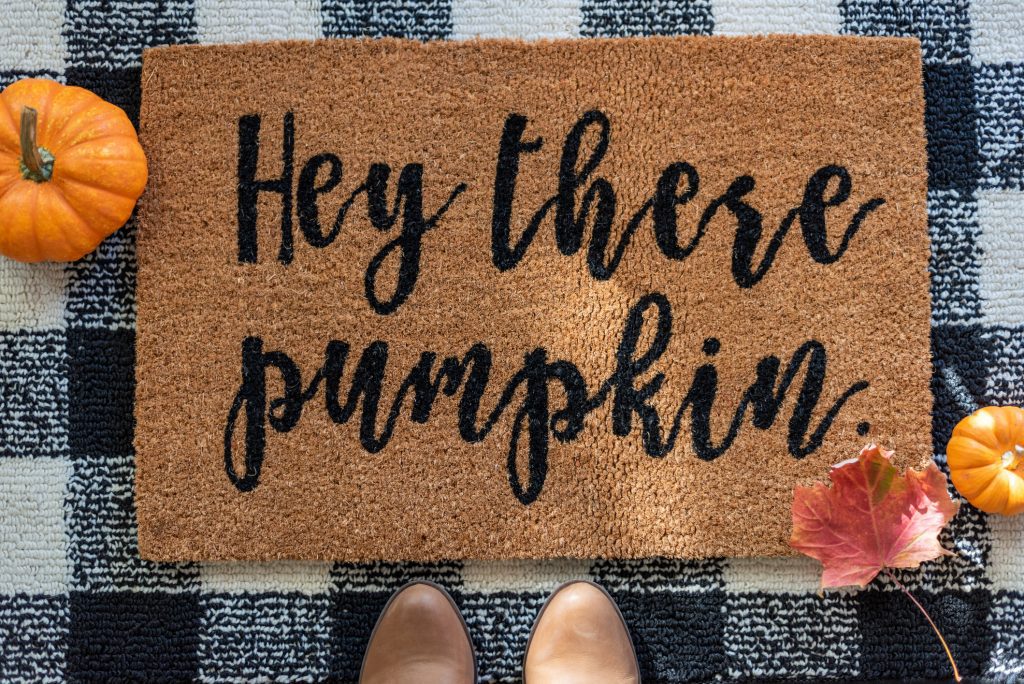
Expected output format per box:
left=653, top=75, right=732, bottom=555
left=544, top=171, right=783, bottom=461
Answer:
left=360, top=582, right=475, bottom=684
left=524, top=581, right=640, bottom=684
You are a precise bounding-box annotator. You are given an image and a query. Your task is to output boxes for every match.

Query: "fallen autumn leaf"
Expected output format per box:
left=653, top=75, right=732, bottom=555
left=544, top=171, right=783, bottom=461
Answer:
left=790, top=444, right=962, bottom=681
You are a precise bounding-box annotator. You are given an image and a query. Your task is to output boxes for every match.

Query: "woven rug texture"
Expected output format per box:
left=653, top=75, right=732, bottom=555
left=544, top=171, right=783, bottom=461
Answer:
left=0, top=0, right=1022, bottom=681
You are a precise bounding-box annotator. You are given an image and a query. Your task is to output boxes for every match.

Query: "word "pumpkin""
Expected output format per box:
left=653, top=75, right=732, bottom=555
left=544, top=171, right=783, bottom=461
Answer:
left=224, top=292, right=869, bottom=504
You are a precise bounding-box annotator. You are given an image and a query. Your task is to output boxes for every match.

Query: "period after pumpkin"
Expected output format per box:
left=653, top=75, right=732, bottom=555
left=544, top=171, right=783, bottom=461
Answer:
left=0, top=78, right=146, bottom=262
left=947, top=406, right=1024, bottom=516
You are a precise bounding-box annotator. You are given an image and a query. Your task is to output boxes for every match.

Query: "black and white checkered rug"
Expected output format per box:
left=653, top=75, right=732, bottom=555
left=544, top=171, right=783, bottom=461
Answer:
left=1, top=1, right=1022, bottom=681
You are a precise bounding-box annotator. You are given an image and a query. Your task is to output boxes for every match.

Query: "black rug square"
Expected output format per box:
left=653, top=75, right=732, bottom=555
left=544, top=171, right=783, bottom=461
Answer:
left=68, top=590, right=201, bottom=682
left=68, top=328, right=135, bottom=457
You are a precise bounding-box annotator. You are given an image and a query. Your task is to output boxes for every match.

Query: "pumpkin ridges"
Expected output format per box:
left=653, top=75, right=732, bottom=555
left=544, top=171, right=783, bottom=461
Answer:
left=53, top=175, right=138, bottom=234
left=1006, top=478, right=1024, bottom=515
left=0, top=183, right=45, bottom=262
left=985, top=406, right=1009, bottom=448
left=54, top=154, right=147, bottom=200
left=946, top=435, right=999, bottom=470
left=45, top=178, right=110, bottom=242
left=0, top=165, right=21, bottom=197
left=49, top=104, right=133, bottom=151
left=37, top=188, right=102, bottom=259
left=997, top=407, right=1020, bottom=447
left=0, top=79, right=142, bottom=173
left=29, top=188, right=76, bottom=260
left=56, top=144, right=148, bottom=170
left=0, top=189, right=23, bottom=259
left=43, top=86, right=110, bottom=147
left=950, top=461, right=1004, bottom=499
left=58, top=133, right=146, bottom=157
left=995, top=405, right=1024, bottom=447
left=56, top=158, right=147, bottom=200
left=976, top=475, right=1011, bottom=515
left=31, top=182, right=54, bottom=262
left=951, top=413, right=1002, bottom=451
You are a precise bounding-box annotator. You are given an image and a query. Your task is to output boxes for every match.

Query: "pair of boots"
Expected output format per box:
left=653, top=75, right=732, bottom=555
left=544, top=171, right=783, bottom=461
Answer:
left=360, top=580, right=641, bottom=683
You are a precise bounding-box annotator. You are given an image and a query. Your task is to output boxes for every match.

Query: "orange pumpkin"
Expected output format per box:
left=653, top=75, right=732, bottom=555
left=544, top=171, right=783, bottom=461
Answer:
left=947, top=406, right=1024, bottom=516
left=0, top=78, right=147, bottom=262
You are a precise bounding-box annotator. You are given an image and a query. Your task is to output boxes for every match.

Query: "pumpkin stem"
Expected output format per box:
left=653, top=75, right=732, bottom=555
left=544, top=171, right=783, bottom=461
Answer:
left=19, top=107, right=54, bottom=183
left=885, top=569, right=962, bottom=682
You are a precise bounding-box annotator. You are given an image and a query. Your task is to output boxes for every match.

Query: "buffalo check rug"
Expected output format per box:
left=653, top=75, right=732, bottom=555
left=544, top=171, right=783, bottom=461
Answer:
left=1, top=1, right=1023, bottom=681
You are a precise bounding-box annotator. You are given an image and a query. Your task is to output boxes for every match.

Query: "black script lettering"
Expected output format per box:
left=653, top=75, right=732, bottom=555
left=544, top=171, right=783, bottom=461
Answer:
left=606, top=292, right=673, bottom=454
left=724, top=168, right=885, bottom=288
left=495, top=349, right=589, bottom=504
left=237, top=113, right=467, bottom=314
left=491, top=111, right=622, bottom=279
left=224, top=336, right=305, bottom=492
left=651, top=162, right=702, bottom=260
left=237, top=113, right=294, bottom=264
left=364, top=164, right=467, bottom=315
left=743, top=340, right=870, bottom=457
left=490, top=110, right=885, bottom=287
left=551, top=111, right=614, bottom=257
left=655, top=338, right=869, bottom=461
left=224, top=296, right=867, bottom=500
left=717, top=175, right=797, bottom=288
left=492, top=113, right=544, bottom=270
left=799, top=165, right=886, bottom=265
left=296, top=153, right=343, bottom=247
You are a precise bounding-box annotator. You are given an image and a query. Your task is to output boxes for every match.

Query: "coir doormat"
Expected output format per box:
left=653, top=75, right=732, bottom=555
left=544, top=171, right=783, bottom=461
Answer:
left=135, top=36, right=932, bottom=561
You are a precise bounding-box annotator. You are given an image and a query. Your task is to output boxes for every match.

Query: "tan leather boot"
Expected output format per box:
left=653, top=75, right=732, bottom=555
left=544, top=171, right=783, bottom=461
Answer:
left=359, top=581, right=476, bottom=684
left=523, top=580, right=640, bottom=684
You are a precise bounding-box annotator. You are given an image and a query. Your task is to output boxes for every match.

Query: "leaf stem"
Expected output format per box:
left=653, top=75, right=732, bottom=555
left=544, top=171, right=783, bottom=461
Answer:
left=884, top=569, right=961, bottom=682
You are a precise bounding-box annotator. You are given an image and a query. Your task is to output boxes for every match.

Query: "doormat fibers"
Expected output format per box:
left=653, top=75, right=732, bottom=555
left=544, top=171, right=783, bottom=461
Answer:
left=1, top=1, right=1023, bottom=682
left=134, top=36, right=932, bottom=561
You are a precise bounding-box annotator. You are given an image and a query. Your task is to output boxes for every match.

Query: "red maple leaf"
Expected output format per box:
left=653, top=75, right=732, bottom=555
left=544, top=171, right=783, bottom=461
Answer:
left=790, top=443, right=959, bottom=589
left=790, top=444, right=962, bottom=680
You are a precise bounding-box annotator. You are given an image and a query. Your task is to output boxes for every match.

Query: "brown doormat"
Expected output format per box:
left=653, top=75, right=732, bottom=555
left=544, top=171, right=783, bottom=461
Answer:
left=135, top=36, right=932, bottom=561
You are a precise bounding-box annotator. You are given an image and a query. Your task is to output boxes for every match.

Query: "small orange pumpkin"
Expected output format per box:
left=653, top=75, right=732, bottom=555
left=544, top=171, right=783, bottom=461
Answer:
left=947, top=406, right=1024, bottom=516
left=0, top=78, right=147, bottom=262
